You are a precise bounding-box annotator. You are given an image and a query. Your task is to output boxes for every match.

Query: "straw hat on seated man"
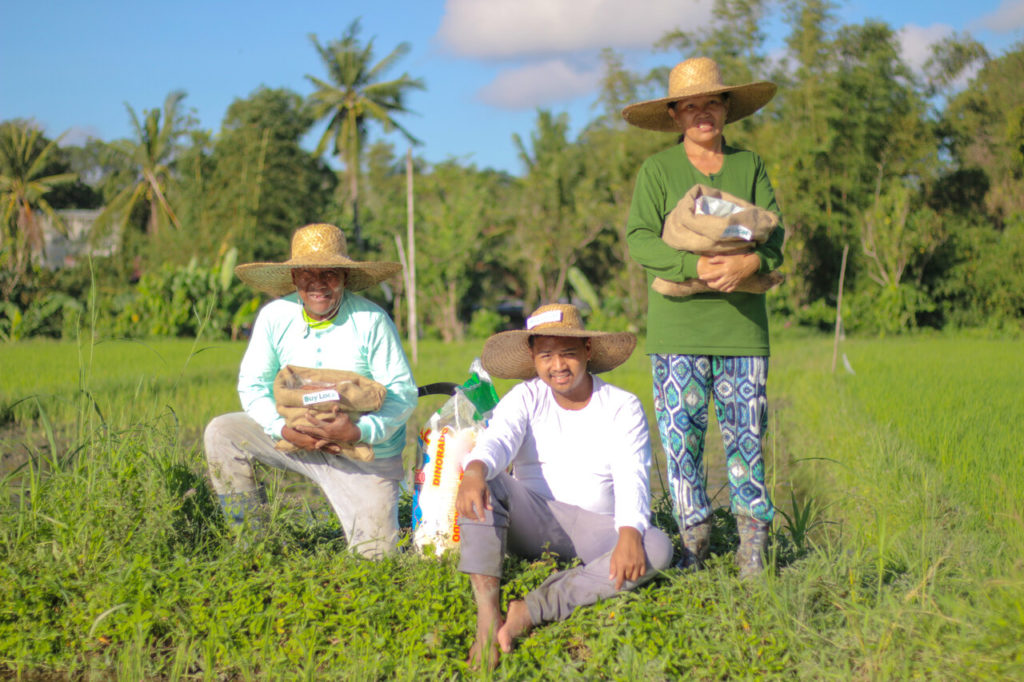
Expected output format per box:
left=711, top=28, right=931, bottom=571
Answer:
left=456, top=303, right=672, bottom=669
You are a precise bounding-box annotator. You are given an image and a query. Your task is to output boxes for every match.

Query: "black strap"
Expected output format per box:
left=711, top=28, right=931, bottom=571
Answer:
left=417, top=382, right=460, bottom=397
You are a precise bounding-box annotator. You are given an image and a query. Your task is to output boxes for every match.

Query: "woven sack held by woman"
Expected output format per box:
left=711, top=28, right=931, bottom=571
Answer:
left=272, top=365, right=386, bottom=461
left=653, top=184, right=784, bottom=298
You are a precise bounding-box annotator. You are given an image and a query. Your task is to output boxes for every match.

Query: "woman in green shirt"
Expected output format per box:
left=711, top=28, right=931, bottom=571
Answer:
left=622, top=57, right=784, bottom=578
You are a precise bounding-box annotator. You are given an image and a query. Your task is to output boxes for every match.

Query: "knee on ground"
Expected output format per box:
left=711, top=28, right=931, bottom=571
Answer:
left=646, top=527, right=674, bottom=574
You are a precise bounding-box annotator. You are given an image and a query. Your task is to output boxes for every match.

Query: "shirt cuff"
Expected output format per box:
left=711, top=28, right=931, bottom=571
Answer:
left=615, top=515, right=649, bottom=534
left=268, top=417, right=285, bottom=440
left=681, top=251, right=700, bottom=280
left=755, top=251, right=768, bottom=274
left=463, top=457, right=493, bottom=479
left=357, top=420, right=371, bottom=444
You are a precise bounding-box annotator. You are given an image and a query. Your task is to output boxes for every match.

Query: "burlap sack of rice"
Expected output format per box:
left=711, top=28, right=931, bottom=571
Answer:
left=653, top=184, right=784, bottom=298
left=273, top=365, right=386, bottom=461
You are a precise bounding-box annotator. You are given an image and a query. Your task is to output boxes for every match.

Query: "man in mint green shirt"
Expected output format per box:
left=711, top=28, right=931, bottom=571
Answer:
left=204, top=223, right=417, bottom=558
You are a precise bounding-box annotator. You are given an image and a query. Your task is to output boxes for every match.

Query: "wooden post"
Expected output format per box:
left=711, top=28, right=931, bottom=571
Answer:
left=406, top=148, right=418, bottom=366
left=832, top=244, right=849, bottom=374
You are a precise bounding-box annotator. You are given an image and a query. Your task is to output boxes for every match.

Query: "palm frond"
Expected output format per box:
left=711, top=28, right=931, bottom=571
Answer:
left=365, top=42, right=413, bottom=82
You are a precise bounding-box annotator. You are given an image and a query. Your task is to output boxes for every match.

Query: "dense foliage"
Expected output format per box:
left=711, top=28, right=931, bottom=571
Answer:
left=2, top=1, right=1023, bottom=342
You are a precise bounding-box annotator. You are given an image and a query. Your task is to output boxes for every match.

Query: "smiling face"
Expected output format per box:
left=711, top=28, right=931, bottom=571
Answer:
left=291, top=267, right=346, bottom=320
left=530, top=335, right=593, bottom=408
left=669, top=94, right=728, bottom=147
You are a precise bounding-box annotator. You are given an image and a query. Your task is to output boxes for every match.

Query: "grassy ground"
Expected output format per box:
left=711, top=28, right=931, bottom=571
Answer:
left=1, top=331, right=1022, bottom=679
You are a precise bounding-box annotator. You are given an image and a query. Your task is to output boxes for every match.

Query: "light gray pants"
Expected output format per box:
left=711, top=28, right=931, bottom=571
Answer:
left=204, top=412, right=403, bottom=558
left=458, top=473, right=673, bottom=624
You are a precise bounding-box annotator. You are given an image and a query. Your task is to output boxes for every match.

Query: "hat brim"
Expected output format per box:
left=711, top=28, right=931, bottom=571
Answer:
left=480, top=329, right=637, bottom=380
left=621, top=81, right=777, bottom=132
left=235, top=257, right=402, bottom=297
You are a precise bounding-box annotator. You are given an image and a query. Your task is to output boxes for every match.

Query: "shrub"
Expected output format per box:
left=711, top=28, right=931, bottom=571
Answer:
left=466, top=307, right=503, bottom=339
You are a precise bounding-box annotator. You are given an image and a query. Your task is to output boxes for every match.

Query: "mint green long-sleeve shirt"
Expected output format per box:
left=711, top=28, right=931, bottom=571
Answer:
left=237, top=291, right=418, bottom=459
left=626, top=141, right=785, bottom=356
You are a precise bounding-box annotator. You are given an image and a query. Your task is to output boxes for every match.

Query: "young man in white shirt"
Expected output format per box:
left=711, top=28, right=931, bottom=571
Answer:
left=456, top=303, right=672, bottom=668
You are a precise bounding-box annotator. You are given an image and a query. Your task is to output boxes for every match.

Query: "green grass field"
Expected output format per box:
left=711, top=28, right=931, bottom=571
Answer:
left=1, top=331, right=1022, bottom=679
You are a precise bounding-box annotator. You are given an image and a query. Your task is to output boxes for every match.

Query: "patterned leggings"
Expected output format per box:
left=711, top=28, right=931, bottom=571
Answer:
left=651, top=354, right=773, bottom=528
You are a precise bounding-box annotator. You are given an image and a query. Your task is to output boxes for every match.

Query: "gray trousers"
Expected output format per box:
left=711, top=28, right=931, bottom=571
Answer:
left=204, top=412, right=403, bottom=558
left=458, top=473, right=673, bottom=624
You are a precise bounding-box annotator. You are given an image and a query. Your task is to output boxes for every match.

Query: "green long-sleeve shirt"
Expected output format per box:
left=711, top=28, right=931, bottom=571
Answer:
left=626, top=141, right=785, bottom=356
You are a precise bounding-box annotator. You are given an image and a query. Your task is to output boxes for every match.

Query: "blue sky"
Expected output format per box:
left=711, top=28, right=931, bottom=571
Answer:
left=2, top=0, right=1022, bottom=176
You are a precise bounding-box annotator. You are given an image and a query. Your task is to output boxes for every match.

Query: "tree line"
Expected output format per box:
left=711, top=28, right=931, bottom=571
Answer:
left=2, top=1, right=1022, bottom=344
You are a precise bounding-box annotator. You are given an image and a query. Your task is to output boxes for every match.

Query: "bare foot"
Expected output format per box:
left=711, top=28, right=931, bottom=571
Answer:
left=497, top=599, right=533, bottom=653
left=468, top=625, right=502, bottom=671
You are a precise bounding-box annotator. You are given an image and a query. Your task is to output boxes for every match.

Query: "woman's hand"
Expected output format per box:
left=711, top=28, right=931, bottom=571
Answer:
left=697, top=253, right=760, bottom=292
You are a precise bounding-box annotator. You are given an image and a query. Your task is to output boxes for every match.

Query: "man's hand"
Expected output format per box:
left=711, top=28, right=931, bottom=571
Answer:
left=456, top=461, right=492, bottom=522
left=297, top=405, right=361, bottom=450
left=281, top=425, right=341, bottom=453
left=697, top=253, right=760, bottom=292
left=609, top=526, right=646, bottom=590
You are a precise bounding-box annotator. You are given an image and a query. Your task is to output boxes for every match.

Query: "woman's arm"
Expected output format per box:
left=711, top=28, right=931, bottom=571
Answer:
left=751, top=155, right=785, bottom=274
left=625, top=161, right=703, bottom=282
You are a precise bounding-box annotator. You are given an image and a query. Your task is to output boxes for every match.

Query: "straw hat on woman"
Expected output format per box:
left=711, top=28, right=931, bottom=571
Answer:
left=621, top=56, right=776, bottom=132
left=622, top=57, right=785, bottom=579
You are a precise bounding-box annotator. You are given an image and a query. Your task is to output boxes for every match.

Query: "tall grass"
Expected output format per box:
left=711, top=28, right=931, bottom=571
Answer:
left=1, top=338, right=241, bottom=436
left=2, top=331, right=1023, bottom=678
left=771, top=332, right=1024, bottom=678
left=840, top=337, right=1023, bottom=551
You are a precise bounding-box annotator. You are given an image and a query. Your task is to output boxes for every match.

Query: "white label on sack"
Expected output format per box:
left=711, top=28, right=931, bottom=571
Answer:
left=527, top=310, right=562, bottom=329
left=722, top=225, right=754, bottom=240
left=695, top=195, right=745, bottom=217
left=303, top=389, right=340, bottom=405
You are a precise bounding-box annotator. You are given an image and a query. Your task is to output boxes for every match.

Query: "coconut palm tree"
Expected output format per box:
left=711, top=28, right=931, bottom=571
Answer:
left=102, top=90, right=188, bottom=237
left=306, top=19, right=424, bottom=246
left=0, top=121, right=77, bottom=292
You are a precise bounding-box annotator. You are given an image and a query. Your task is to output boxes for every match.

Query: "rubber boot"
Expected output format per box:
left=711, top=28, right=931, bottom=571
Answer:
left=218, top=488, right=266, bottom=529
left=677, top=517, right=712, bottom=570
left=735, top=516, right=769, bottom=579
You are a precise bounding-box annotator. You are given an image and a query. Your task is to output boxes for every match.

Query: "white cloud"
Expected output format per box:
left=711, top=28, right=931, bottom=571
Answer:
left=59, top=126, right=103, bottom=147
left=972, top=0, right=1024, bottom=33
left=897, top=24, right=953, bottom=73
left=437, top=0, right=713, bottom=59
left=477, top=60, right=603, bottom=109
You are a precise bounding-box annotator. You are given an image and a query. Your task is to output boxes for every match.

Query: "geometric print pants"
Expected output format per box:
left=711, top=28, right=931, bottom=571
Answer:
left=651, top=354, right=774, bottom=528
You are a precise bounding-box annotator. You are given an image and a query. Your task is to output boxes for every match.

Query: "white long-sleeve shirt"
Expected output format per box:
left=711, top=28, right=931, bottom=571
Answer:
left=467, top=375, right=653, bottom=532
left=237, top=291, right=417, bottom=459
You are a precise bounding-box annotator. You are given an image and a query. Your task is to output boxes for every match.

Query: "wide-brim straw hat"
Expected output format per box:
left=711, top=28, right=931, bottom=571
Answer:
left=235, top=223, right=401, bottom=296
left=621, top=56, right=777, bottom=132
left=480, top=303, right=637, bottom=380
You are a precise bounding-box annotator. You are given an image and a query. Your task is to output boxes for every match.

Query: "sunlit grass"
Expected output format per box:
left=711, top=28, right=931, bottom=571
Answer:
left=2, top=331, right=1023, bottom=678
